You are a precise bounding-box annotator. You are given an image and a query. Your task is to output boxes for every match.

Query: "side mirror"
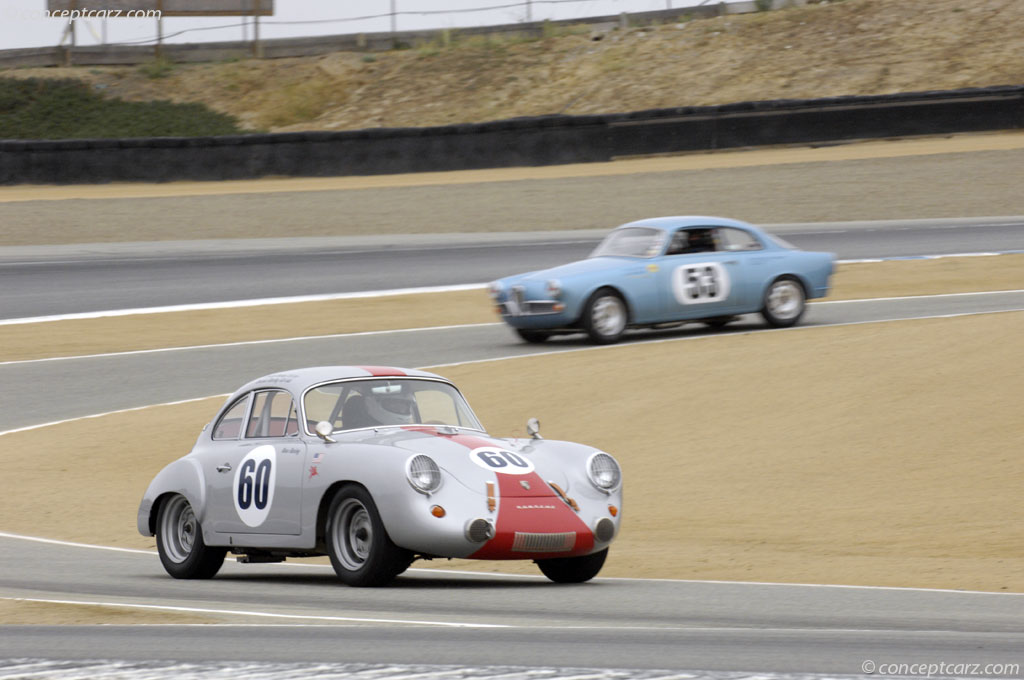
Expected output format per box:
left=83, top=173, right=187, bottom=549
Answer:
left=526, top=417, right=542, bottom=440
left=315, top=421, right=336, bottom=443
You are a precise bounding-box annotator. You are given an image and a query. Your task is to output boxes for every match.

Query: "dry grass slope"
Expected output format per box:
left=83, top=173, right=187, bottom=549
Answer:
left=3, top=0, right=1022, bottom=132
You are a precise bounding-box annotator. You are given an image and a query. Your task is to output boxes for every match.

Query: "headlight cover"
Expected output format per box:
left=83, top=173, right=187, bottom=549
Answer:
left=545, top=279, right=562, bottom=298
left=488, top=281, right=503, bottom=300
left=586, top=452, right=622, bottom=492
left=406, top=455, right=442, bottom=494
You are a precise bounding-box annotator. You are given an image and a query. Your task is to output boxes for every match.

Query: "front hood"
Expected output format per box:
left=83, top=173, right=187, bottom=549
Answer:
left=501, top=256, right=633, bottom=284
left=341, top=426, right=569, bottom=493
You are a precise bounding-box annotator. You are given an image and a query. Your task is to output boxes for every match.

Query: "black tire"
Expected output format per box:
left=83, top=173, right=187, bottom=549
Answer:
left=155, top=494, right=226, bottom=579
left=761, top=276, right=806, bottom=328
left=325, top=484, right=413, bottom=587
left=515, top=328, right=550, bottom=344
left=536, top=548, right=608, bottom=583
left=581, top=288, right=628, bottom=344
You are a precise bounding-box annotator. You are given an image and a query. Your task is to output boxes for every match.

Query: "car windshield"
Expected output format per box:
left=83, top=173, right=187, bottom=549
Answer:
left=304, top=378, right=484, bottom=433
left=590, top=227, right=666, bottom=258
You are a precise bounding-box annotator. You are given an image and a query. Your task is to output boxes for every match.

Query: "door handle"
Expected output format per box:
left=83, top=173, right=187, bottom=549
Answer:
left=216, top=463, right=232, bottom=473
left=723, top=260, right=738, bottom=265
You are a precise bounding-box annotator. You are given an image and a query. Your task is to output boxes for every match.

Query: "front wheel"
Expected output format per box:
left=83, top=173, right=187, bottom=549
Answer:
left=155, top=494, right=226, bottom=579
left=761, top=276, right=806, bottom=328
left=581, top=289, right=628, bottom=344
left=325, top=485, right=413, bottom=587
left=536, top=548, right=608, bottom=583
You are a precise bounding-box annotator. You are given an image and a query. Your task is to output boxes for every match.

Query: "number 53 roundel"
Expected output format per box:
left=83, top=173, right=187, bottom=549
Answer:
left=671, top=262, right=731, bottom=305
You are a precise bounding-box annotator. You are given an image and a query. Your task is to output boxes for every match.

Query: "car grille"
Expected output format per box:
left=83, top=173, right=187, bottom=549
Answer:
left=511, top=531, right=576, bottom=552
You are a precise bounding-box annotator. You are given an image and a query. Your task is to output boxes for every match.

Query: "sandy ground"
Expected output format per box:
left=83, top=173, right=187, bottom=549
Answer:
left=2, top=255, right=1022, bottom=362
left=2, top=132, right=1024, bottom=245
left=2, top=309, right=1022, bottom=624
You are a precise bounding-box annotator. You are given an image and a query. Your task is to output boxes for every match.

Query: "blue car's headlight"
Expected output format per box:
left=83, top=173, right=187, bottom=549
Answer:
left=488, top=281, right=503, bottom=300
left=546, top=279, right=562, bottom=299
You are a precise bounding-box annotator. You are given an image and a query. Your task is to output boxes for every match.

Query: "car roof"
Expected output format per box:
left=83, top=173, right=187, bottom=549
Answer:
left=232, top=366, right=449, bottom=398
left=613, top=216, right=759, bottom=232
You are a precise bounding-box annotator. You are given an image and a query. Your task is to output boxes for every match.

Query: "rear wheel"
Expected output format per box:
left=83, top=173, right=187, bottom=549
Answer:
left=515, top=328, right=550, bottom=344
left=761, top=276, right=806, bottom=328
left=536, top=548, right=608, bottom=583
left=325, top=485, right=413, bottom=587
left=582, top=289, right=628, bottom=344
left=155, top=494, right=226, bottom=579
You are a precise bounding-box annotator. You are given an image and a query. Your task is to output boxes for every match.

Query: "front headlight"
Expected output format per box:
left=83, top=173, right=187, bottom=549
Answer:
left=488, top=281, right=503, bottom=300
left=586, top=452, right=621, bottom=492
left=406, top=455, right=442, bottom=494
left=546, top=279, right=562, bottom=299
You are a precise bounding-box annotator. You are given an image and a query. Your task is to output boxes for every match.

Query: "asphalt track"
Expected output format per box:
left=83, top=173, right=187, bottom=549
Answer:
left=3, top=222, right=1024, bottom=678
left=1, top=217, right=1023, bottom=320
left=1, top=535, right=1023, bottom=675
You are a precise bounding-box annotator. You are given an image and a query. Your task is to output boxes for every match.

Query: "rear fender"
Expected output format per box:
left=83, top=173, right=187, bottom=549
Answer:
left=137, top=457, right=206, bottom=537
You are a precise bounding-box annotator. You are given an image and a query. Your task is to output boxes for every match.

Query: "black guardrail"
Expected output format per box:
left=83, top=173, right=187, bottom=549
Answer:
left=2, top=85, right=1022, bottom=185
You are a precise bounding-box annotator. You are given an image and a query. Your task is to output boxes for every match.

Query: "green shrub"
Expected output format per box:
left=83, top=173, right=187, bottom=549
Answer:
left=0, top=77, right=247, bottom=139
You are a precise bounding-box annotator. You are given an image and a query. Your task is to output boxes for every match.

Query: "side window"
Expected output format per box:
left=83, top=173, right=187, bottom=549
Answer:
left=245, top=390, right=298, bottom=438
left=718, top=227, right=763, bottom=251
left=666, top=228, right=718, bottom=255
left=212, top=396, right=250, bottom=440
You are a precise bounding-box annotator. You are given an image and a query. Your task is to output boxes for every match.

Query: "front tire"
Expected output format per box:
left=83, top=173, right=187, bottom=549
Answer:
left=515, top=328, right=550, bottom=344
left=325, top=485, right=412, bottom=587
left=582, top=289, right=628, bottom=344
left=536, top=548, right=608, bottom=583
left=761, top=276, right=806, bottom=328
left=155, top=494, right=226, bottom=579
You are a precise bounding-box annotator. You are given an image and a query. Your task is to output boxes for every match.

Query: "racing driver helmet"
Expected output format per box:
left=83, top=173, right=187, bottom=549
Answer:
left=365, top=390, right=417, bottom=425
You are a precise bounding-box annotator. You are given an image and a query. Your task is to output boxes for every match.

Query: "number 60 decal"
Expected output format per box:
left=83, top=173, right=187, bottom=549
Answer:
left=469, top=447, right=535, bottom=475
left=233, top=444, right=277, bottom=527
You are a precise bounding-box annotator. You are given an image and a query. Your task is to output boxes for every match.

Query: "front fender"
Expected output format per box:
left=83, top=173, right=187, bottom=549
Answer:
left=136, top=457, right=206, bottom=536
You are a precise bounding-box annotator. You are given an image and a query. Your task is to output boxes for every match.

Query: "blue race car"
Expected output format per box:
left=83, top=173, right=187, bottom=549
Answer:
left=489, top=216, right=835, bottom=344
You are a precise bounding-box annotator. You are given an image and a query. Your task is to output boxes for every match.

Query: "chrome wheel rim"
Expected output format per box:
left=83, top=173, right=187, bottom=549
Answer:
left=333, top=498, right=373, bottom=571
left=767, top=280, right=804, bottom=320
left=591, top=295, right=626, bottom=337
left=160, top=495, right=196, bottom=564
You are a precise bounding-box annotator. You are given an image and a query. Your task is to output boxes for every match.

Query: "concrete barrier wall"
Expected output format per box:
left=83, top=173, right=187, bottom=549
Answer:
left=2, top=85, right=1022, bottom=185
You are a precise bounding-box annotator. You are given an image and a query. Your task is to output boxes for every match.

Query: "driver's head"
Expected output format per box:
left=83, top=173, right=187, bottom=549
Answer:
left=365, top=391, right=416, bottom=425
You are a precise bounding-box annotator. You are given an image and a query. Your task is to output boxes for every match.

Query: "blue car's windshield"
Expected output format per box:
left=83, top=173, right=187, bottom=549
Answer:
left=590, top=227, right=665, bottom=258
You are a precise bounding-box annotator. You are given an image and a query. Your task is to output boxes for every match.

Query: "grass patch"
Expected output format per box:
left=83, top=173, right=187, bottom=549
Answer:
left=0, top=77, right=245, bottom=139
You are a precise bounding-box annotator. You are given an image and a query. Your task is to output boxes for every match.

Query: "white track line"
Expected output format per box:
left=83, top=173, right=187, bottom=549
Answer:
left=0, top=395, right=228, bottom=437
left=3, top=304, right=1024, bottom=439
left=0, top=323, right=501, bottom=367
left=0, top=251, right=1019, bottom=328
left=0, top=596, right=507, bottom=628
left=0, top=283, right=486, bottom=327
left=0, top=532, right=1019, bottom=596
left=4, top=289, right=1023, bottom=369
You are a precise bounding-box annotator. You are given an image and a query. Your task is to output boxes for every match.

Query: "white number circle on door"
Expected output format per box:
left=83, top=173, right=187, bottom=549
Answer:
left=233, top=444, right=277, bottom=527
left=672, top=262, right=731, bottom=304
left=469, top=447, right=535, bottom=475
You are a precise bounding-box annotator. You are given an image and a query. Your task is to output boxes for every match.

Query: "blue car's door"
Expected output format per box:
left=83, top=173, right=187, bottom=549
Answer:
left=654, top=227, right=756, bottom=319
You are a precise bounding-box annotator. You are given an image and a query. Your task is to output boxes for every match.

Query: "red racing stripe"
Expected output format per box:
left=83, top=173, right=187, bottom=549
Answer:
left=406, top=428, right=596, bottom=559
left=356, top=366, right=407, bottom=377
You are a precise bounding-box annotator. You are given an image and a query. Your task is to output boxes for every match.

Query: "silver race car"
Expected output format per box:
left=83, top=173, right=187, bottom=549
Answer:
left=138, top=366, right=623, bottom=586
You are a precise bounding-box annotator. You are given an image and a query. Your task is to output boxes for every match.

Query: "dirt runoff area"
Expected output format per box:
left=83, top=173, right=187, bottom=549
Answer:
left=1, top=259, right=1023, bottom=627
